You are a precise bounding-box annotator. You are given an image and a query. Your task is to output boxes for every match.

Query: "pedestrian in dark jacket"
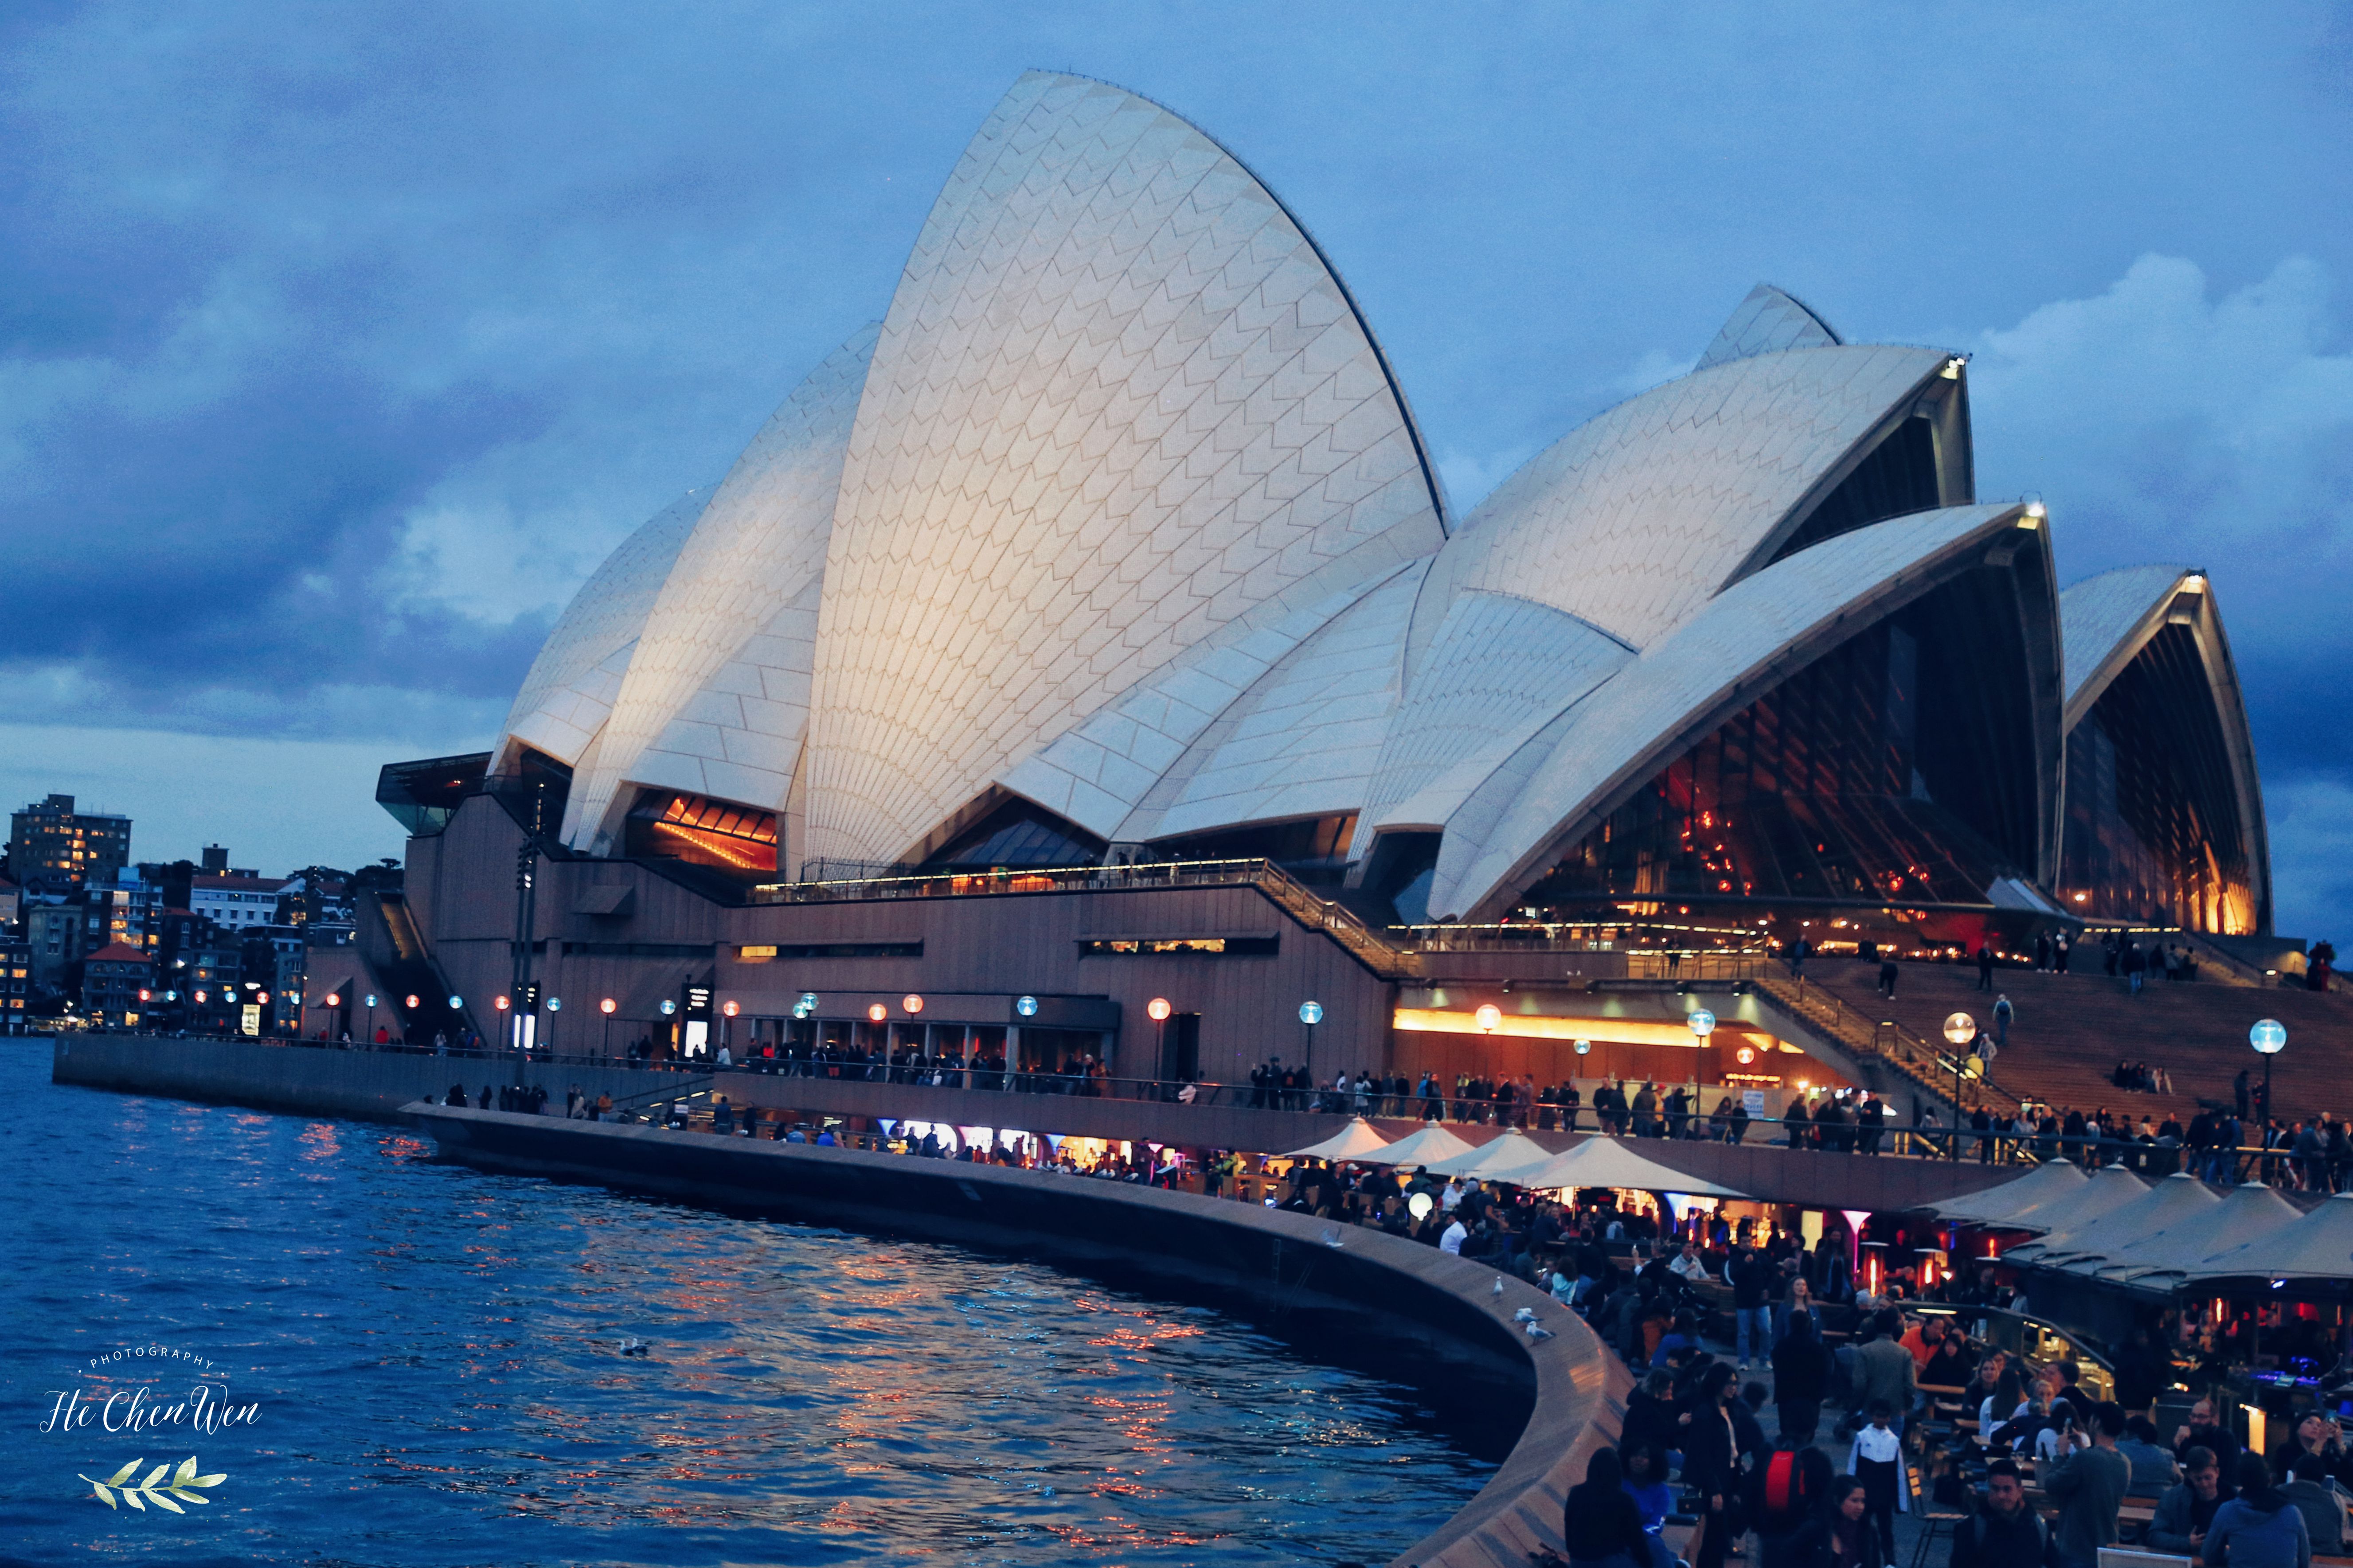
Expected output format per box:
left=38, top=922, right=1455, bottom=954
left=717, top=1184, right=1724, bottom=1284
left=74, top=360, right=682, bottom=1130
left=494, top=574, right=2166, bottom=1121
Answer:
left=1950, top=1459, right=2059, bottom=1568
left=1789, top=1476, right=1886, bottom=1568
left=1684, top=1364, right=1742, bottom=1568
left=1773, top=1310, right=1833, bottom=1446
left=1562, top=1447, right=1652, bottom=1568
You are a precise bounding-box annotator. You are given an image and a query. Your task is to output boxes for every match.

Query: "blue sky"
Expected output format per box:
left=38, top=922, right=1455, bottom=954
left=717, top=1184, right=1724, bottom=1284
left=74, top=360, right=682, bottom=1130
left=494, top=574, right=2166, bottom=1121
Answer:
left=4, top=4, right=2350, bottom=928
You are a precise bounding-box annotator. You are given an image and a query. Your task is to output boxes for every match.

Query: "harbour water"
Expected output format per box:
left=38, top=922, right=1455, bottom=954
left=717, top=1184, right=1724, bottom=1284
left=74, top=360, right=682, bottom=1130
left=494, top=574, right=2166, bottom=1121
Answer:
left=0, top=1045, right=1493, bottom=1565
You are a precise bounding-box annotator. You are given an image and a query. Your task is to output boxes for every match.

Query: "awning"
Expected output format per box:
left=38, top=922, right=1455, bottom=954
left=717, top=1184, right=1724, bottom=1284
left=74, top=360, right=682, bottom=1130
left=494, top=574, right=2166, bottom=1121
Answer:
left=2005, top=1171, right=2219, bottom=1265
left=1926, top=1159, right=2089, bottom=1226
left=1419, top=1128, right=1553, bottom=1180
left=1360, top=1123, right=1477, bottom=1169
left=2177, top=1190, right=2353, bottom=1284
left=2083, top=1182, right=2303, bottom=1288
left=1990, top=1164, right=2153, bottom=1247
left=1504, top=1136, right=1748, bottom=1199
left=1280, top=1117, right=1393, bottom=1162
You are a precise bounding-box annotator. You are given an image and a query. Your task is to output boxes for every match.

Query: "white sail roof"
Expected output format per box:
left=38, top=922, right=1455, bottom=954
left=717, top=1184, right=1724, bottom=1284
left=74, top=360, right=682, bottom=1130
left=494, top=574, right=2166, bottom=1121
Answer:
left=799, top=72, right=1446, bottom=868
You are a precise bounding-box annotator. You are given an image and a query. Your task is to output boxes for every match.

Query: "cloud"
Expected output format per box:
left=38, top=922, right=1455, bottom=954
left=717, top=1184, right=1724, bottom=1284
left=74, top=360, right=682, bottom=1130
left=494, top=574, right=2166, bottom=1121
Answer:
left=1964, top=254, right=2353, bottom=795
left=2263, top=775, right=2353, bottom=941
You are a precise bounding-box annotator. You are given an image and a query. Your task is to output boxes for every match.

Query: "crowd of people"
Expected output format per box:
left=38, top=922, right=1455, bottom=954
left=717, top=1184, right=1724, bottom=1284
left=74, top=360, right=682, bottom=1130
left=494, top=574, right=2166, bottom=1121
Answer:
left=1540, top=1257, right=2352, bottom=1568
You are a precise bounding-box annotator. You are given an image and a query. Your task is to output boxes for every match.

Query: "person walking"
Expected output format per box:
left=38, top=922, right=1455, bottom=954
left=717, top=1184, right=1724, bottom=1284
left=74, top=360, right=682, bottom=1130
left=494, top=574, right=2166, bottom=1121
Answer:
left=1731, top=1244, right=1773, bottom=1370
left=1992, top=994, right=2013, bottom=1049
left=1975, top=941, right=1996, bottom=991
left=1877, top=957, right=1898, bottom=999
left=1773, top=1309, right=1833, bottom=1447
left=1684, top=1364, right=1742, bottom=1568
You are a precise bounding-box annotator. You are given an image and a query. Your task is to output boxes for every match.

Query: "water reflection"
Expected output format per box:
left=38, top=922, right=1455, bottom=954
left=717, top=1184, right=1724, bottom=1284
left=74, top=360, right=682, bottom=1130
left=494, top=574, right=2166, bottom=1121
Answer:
left=0, top=1050, right=1490, bottom=1564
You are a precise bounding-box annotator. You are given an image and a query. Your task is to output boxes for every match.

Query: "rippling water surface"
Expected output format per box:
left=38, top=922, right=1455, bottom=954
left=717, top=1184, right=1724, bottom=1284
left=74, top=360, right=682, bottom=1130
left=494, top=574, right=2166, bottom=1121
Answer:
left=0, top=1046, right=1492, bottom=1566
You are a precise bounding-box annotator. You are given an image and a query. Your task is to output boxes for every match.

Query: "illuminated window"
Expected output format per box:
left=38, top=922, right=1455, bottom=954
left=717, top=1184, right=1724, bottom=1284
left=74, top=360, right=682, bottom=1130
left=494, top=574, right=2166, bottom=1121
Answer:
left=736, top=945, right=779, bottom=961
left=624, top=790, right=778, bottom=875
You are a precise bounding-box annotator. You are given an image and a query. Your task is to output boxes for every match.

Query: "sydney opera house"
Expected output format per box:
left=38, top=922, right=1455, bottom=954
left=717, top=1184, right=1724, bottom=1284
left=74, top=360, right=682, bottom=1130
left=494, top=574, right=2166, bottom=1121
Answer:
left=367, top=73, right=2270, bottom=1084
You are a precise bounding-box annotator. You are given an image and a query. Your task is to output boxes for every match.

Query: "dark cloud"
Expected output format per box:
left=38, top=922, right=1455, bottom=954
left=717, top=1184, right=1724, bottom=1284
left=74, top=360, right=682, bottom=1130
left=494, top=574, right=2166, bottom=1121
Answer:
left=4, top=3, right=2351, bottom=920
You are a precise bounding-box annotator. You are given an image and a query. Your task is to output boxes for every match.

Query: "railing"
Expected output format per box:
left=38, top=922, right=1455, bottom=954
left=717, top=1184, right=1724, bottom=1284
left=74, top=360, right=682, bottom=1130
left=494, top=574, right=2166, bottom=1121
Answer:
left=119, top=1030, right=2340, bottom=1178
left=1745, top=974, right=2026, bottom=1119
left=749, top=857, right=1420, bottom=978
left=1621, top=952, right=1767, bottom=983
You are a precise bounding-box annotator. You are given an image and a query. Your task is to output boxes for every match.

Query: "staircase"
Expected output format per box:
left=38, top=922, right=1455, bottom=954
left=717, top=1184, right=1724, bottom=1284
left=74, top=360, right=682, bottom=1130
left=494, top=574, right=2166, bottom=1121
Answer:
left=358, top=893, right=471, bottom=1047
left=1781, top=958, right=2353, bottom=1123
left=1244, top=862, right=1419, bottom=980
left=1749, top=974, right=2025, bottom=1117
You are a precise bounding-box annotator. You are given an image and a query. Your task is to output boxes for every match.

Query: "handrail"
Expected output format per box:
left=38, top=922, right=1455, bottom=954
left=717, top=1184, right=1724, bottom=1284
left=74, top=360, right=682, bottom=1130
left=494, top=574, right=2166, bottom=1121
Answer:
left=1746, top=975, right=2026, bottom=1119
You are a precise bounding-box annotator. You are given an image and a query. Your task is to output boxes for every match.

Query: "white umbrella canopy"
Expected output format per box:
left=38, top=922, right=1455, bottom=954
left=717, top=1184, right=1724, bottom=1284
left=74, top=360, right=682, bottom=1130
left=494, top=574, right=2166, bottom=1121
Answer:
left=2006, top=1171, right=2218, bottom=1264
left=2086, top=1181, right=2303, bottom=1287
left=1928, top=1159, right=2088, bottom=1226
left=2178, top=1189, right=2353, bottom=1284
left=1998, top=1162, right=2147, bottom=1236
left=1279, top=1117, right=1394, bottom=1162
left=1361, top=1122, right=1477, bottom=1169
left=1418, top=1127, right=1552, bottom=1180
left=1508, top=1136, right=1748, bottom=1199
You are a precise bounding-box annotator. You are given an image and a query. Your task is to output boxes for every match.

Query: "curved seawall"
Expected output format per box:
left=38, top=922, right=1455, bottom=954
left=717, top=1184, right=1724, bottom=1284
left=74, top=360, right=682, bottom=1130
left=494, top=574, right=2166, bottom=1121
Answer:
left=408, top=1104, right=1629, bottom=1568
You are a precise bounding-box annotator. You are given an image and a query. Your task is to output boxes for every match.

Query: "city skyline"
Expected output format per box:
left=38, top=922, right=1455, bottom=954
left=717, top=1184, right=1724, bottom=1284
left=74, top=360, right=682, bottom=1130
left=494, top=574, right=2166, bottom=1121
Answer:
left=5, top=6, right=2349, bottom=929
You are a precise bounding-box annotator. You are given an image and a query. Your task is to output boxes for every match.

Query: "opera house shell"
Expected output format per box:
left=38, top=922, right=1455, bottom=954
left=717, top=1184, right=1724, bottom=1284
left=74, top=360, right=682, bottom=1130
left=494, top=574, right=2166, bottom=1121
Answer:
left=415, top=70, right=2268, bottom=956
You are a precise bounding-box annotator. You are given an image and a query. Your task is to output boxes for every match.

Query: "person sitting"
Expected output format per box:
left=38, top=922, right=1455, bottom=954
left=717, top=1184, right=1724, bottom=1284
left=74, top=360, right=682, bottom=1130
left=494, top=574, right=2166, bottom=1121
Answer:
left=2117, top=1414, right=2183, bottom=1492
left=1621, top=1443, right=1675, bottom=1536
left=1950, top=1459, right=2056, bottom=1568
left=1559, top=1447, right=1651, bottom=1568
left=2204, top=1451, right=2314, bottom=1568
left=2149, top=1445, right=2236, bottom=1555
left=2280, top=1455, right=2348, bottom=1556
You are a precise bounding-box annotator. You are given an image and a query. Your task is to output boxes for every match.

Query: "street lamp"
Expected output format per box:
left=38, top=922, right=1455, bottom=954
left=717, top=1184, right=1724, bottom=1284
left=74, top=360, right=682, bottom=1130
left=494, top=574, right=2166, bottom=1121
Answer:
left=1148, top=996, right=1172, bottom=1084
left=1687, top=1008, right=1715, bottom=1109
left=599, top=996, right=616, bottom=1061
left=545, top=995, right=560, bottom=1054
left=1475, top=1002, right=1502, bottom=1034
left=1299, top=999, right=1322, bottom=1078
left=1942, top=1011, right=1976, bottom=1159
left=2251, top=1018, right=2286, bottom=1131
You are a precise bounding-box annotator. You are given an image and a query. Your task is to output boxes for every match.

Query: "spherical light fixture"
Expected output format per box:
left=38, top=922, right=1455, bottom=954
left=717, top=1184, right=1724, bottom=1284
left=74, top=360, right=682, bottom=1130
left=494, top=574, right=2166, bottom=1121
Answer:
left=1573, top=1037, right=1591, bottom=1056
left=1475, top=1003, right=1502, bottom=1034
left=2251, top=1018, right=2287, bottom=1055
left=364, top=994, right=378, bottom=1009
left=1298, top=1000, right=1324, bottom=1026
left=721, top=1000, right=740, bottom=1019
left=495, top=995, right=512, bottom=1013
left=446, top=995, right=462, bottom=1011
left=1942, top=1012, right=1976, bottom=1047
left=868, top=1003, right=888, bottom=1023
left=325, top=993, right=341, bottom=1007
left=599, top=998, right=616, bottom=1016
left=902, top=994, right=923, bottom=1014
left=546, top=996, right=561, bottom=1013
left=1015, top=995, right=1038, bottom=1018
left=1735, top=1045, right=1756, bottom=1066
left=1147, top=997, right=1172, bottom=1022
left=1687, top=1008, right=1716, bottom=1041
left=660, top=999, right=677, bottom=1017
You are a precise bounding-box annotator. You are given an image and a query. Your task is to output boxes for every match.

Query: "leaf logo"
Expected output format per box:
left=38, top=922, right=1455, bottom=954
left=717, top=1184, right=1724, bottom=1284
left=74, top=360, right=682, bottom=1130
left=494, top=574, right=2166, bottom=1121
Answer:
left=79, top=1455, right=226, bottom=1512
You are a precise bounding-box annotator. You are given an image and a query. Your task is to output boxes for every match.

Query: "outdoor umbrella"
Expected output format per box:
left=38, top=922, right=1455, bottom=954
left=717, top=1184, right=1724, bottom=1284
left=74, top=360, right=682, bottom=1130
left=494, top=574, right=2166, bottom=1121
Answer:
left=2086, top=1181, right=2303, bottom=1289
left=1279, top=1117, right=1393, bottom=1162
left=1995, top=1166, right=2174, bottom=1260
left=1361, top=1122, right=1476, bottom=1168
left=1417, top=1127, right=1552, bottom=1180
left=1927, top=1159, right=2088, bottom=1227
left=2005, top=1171, right=2217, bottom=1265
left=2177, top=1189, right=2353, bottom=1285
left=1505, top=1135, right=1747, bottom=1198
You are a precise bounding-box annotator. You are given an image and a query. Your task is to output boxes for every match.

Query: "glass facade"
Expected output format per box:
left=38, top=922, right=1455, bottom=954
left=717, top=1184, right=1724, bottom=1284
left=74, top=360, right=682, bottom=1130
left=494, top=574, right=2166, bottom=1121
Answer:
left=1769, top=413, right=1943, bottom=565
left=2060, top=624, right=2255, bottom=934
left=1518, top=573, right=2041, bottom=917
left=624, top=790, right=779, bottom=875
